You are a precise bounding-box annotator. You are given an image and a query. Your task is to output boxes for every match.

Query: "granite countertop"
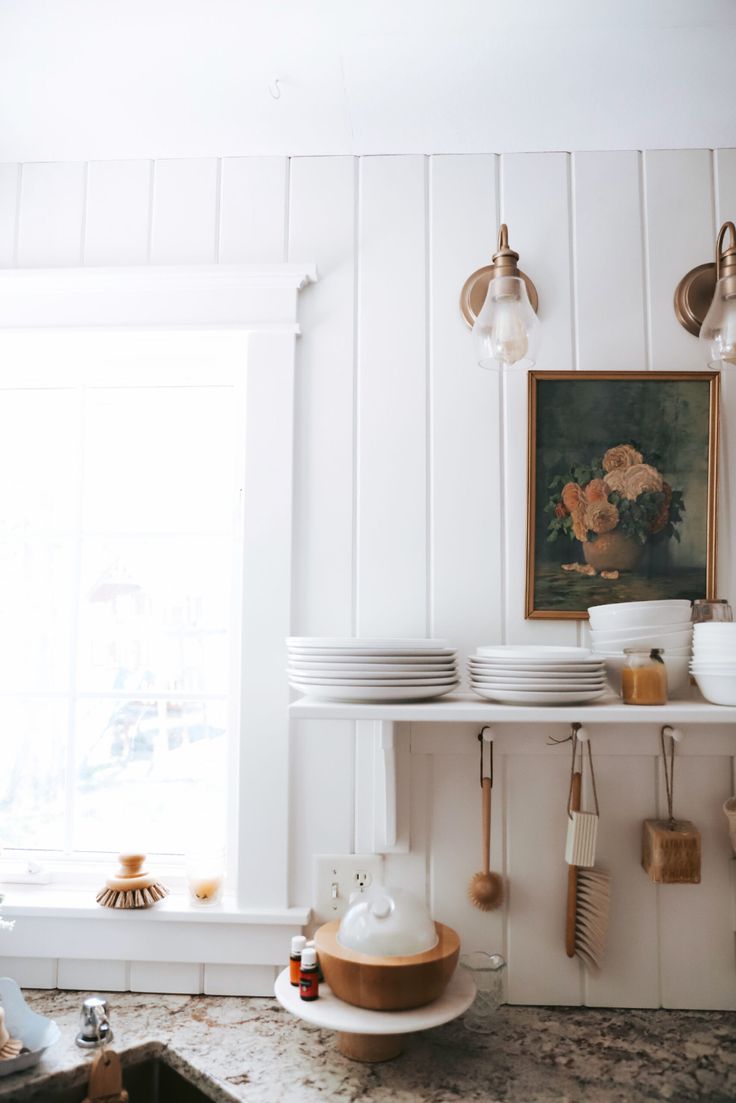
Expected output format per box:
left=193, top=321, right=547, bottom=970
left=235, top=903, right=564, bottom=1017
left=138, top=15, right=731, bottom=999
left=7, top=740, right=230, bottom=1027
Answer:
left=0, top=990, right=733, bottom=1103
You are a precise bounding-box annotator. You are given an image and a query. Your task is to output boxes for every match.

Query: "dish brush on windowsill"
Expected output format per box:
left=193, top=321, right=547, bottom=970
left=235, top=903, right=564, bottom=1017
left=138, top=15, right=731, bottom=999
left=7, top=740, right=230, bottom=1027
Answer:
left=96, top=853, right=168, bottom=910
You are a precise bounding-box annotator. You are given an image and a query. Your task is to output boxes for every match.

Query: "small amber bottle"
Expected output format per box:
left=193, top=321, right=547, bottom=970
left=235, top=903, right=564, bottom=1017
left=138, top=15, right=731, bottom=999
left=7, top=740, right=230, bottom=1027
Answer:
left=299, top=947, right=319, bottom=1001
left=289, top=935, right=306, bottom=986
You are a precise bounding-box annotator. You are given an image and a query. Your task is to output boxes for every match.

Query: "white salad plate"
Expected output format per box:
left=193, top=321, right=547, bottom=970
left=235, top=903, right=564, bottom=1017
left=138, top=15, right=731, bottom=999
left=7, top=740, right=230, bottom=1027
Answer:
left=470, top=675, right=606, bottom=687
left=292, top=683, right=459, bottom=702
left=470, top=686, right=607, bottom=704
left=288, top=647, right=456, bottom=659
left=288, top=654, right=456, bottom=665
left=0, top=977, right=60, bottom=1077
left=475, top=646, right=593, bottom=660
left=469, top=660, right=604, bottom=673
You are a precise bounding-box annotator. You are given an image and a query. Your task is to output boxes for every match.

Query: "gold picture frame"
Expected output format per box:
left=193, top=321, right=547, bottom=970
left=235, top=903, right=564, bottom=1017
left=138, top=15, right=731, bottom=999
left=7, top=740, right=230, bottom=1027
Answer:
left=525, top=371, right=720, bottom=620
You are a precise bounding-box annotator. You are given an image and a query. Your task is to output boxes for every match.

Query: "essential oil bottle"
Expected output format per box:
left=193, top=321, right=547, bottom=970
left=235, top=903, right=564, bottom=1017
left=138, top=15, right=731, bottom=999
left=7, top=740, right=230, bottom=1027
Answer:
left=289, top=935, right=307, bottom=986
left=299, top=947, right=319, bottom=1001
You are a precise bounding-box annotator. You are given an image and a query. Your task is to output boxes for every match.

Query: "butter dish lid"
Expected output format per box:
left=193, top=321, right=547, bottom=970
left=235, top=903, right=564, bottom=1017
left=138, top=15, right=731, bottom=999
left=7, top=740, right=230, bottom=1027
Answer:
left=337, top=884, right=438, bottom=958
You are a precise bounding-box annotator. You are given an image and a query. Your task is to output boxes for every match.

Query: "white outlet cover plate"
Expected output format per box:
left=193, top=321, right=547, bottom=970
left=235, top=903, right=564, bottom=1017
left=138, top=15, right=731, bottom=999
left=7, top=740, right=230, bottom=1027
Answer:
left=313, top=853, right=384, bottom=925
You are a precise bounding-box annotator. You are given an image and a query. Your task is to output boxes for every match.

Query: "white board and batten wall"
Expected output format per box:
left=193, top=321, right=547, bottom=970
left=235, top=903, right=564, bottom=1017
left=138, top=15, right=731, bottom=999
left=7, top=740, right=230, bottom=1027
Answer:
left=1, top=151, right=735, bottom=1008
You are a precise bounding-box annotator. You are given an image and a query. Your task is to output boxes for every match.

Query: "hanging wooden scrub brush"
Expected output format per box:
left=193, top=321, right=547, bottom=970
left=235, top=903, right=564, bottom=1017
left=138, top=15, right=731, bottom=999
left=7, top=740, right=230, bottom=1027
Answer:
left=642, top=726, right=700, bottom=884
left=468, top=729, right=504, bottom=911
left=564, top=725, right=611, bottom=972
left=96, top=853, right=168, bottom=910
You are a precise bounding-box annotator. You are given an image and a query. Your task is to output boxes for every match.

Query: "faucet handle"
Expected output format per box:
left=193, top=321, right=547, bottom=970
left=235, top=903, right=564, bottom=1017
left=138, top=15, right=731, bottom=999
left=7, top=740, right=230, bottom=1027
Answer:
left=76, top=996, right=113, bottom=1049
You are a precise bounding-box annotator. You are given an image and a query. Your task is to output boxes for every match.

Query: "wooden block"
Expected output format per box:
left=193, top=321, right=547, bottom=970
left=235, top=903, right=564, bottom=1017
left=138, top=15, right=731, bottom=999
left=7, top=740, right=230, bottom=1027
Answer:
left=642, top=819, right=701, bottom=884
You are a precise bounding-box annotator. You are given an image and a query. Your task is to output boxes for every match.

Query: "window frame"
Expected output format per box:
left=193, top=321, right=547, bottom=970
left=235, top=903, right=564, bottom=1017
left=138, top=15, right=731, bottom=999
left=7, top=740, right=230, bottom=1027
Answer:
left=0, top=263, right=316, bottom=962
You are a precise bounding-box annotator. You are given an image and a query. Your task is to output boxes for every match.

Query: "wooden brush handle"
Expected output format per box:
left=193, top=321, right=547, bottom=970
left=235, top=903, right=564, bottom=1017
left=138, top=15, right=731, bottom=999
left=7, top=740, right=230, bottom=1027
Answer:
left=565, top=771, right=582, bottom=958
left=105, top=853, right=154, bottom=892
left=481, top=777, right=491, bottom=875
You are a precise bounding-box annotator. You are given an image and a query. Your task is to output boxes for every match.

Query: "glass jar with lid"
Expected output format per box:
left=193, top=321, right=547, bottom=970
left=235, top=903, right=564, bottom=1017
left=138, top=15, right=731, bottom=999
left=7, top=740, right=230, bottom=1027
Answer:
left=692, top=599, right=733, bottom=624
left=621, top=647, right=668, bottom=705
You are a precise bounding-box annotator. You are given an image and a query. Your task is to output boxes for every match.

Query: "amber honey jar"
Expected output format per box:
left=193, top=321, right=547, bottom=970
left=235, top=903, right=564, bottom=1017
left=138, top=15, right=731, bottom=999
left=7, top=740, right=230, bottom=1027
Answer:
left=621, top=647, right=668, bottom=705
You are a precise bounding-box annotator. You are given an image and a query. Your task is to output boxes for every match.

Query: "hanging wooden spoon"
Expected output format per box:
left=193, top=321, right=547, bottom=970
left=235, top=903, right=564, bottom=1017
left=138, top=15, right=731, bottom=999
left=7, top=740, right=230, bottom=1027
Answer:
left=468, top=775, right=504, bottom=911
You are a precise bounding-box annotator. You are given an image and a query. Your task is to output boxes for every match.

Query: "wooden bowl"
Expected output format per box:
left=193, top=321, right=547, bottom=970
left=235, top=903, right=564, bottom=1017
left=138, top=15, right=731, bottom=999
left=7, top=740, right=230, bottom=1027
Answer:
left=314, top=920, right=460, bottom=1011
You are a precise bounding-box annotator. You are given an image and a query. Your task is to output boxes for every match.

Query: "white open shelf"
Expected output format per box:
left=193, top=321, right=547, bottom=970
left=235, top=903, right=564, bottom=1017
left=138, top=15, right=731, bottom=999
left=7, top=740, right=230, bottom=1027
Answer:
left=290, top=692, right=736, bottom=725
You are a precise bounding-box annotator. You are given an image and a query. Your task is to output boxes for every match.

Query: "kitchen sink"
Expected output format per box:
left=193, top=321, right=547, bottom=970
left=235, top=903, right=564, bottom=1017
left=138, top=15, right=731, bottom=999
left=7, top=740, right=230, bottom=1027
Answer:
left=34, top=1056, right=222, bottom=1102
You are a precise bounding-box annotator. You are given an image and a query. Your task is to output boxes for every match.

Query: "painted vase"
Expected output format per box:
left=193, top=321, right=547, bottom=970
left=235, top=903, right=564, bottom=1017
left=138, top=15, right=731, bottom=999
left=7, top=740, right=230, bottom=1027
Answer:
left=583, top=531, right=645, bottom=572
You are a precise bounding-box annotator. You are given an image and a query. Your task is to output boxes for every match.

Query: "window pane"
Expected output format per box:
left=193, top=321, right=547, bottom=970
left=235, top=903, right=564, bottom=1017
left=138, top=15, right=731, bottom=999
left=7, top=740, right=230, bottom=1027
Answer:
left=0, top=699, right=67, bottom=849
left=82, top=387, right=237, bottom=535
left=76, top=538, right=232, bottom=695
left=0, top=539, right=74, bottom=692
left=73, top=698, right=228, bottom=854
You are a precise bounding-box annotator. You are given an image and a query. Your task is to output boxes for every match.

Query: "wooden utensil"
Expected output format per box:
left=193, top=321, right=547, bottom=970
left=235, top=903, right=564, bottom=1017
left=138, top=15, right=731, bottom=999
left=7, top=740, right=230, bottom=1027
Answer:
left=468, top=737, right=504, bottom=911
left=83, top=1049, right=128, bottom=1103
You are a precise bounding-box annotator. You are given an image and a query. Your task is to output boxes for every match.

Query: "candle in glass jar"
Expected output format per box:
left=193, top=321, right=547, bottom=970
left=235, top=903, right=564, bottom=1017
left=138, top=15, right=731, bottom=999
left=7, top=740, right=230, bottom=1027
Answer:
left=621, top=648, right=668, bottom=705
left=186, top=848, right=224, bottom=906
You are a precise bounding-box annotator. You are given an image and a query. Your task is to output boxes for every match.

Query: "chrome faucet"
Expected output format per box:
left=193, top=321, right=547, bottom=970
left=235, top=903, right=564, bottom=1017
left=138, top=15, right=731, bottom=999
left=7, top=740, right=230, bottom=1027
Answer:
left=75, top=996, right=113, bottom=1049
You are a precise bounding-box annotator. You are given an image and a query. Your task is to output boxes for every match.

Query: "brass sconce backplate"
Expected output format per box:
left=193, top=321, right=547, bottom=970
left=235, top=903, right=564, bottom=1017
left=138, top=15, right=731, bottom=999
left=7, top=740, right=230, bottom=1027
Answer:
left=460, top=266, right=539, bottom=330
left=673, top=262, right=717, bottom=337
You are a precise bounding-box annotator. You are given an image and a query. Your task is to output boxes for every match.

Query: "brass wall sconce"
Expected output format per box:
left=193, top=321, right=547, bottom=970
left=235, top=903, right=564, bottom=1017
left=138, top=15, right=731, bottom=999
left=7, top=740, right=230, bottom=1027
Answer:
left=460, top=224, right=540, bottom=369
left=674, top=220, right=736, bottom=366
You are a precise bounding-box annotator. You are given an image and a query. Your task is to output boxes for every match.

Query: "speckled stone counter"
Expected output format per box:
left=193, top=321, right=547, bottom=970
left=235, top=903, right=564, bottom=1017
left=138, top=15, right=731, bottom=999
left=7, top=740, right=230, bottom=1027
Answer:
left=0, top=990, right=733, bottom=1103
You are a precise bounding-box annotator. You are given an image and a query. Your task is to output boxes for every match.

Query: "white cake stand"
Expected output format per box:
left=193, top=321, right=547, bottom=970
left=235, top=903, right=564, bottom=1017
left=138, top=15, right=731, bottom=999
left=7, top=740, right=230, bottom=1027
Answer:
left=274, top=967, right=475, bottom=1062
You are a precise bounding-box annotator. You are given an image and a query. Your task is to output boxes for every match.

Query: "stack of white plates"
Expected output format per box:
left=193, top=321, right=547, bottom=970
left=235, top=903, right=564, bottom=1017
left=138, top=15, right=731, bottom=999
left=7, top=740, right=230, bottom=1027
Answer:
left=287, top=638, right=459, bottom=702
left=468, top=646, right=607, bottom=705
left=587, top=600, right=692, bottom=696
left=690, top=623, right=736, bottom=705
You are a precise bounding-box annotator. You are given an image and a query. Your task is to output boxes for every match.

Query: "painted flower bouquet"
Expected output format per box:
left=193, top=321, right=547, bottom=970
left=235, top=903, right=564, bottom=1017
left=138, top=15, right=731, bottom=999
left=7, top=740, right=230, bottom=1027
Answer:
left=545, top=443, right=685, bottom=574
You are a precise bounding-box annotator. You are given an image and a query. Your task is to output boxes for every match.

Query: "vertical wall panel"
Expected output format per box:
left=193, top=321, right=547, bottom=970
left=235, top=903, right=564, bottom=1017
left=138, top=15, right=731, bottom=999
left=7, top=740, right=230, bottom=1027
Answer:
left=289, top=156, right=355, bottom=635
left=150, top=158, right=218, bottom=264
left=357, top=155, right=428, bottom=635
left=658, top=756, right=736, bottom=1010
left=84, top=160, right=151, bottom=265
left=505, top=752, right=582, bottom=1005
left=384, top=749, right=431, bottom=901
left=584, top=753, right=659, bottom=1008
left=572, top=151, right=647, bottom=372
left=643, top=150, right=714, bottom=372
left=429, top=155, right=503, bottom=659
left=499, top=153, right=577, bottom=644
left=0, top=164, right=19, bottom=266
left=714, top=149, right=736, bottom=611
left=17, top=161, right=86, bottom=267
left=219, top=157, right=288, bottom=263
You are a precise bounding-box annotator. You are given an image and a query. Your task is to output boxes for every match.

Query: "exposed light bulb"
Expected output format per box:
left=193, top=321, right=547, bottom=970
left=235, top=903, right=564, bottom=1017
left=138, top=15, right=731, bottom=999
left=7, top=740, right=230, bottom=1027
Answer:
left=472, top=276, right=539, bottom=370
left=700, top=279, right=736, bottom=365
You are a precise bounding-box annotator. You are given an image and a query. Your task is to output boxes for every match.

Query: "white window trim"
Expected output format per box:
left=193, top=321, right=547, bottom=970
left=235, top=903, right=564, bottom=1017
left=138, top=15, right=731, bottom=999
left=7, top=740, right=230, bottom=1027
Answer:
left=0, top=263, right=316, bottom=967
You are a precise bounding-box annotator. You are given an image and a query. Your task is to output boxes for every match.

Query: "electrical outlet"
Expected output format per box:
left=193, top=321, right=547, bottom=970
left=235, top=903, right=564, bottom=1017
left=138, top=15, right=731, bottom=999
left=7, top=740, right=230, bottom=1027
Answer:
left=313, top=853, right=384, bottom=924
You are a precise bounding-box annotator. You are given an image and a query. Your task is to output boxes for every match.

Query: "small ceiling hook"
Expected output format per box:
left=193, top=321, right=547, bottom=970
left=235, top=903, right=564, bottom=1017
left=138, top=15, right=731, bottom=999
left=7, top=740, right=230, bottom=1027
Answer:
left=269, top=78, right=282, bottom=101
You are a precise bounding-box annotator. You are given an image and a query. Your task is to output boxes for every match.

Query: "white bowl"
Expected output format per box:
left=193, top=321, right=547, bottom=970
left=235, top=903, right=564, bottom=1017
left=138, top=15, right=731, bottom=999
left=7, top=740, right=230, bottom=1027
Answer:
left=0, top=977, right=60, bottom=1076
left=598, top=653, right=690, bottom=696
left=588, top=600, right=692, bottom=630
left=693, top=671, right=736, bottom=706
left=593, top=645, right=692, bottom=657
left=589, top=621, right=691, bottom=640
left=692, top=622, right=736, bottom=633
left=589, top=629, right=692, bottom=649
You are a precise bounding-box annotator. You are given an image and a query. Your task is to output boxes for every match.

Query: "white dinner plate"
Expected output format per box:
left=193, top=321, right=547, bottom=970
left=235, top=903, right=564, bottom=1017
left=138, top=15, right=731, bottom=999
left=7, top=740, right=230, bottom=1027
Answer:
left=475, top=646, right=593, bottom=660
left=288, top=647, right=457, bottom=659
left=291, top=683, right=459, bottom=702
left=286, top=670, right=454, bottom=679
left=289, top=662, right=458, bottom=674
left=288, top=653, right=456, bottom=665
left=470, top=686, right=608, bottom=704
left=288, top=636, right=451, bottom=649
left=469, top=660, right=604, bottom=673
left=288, top=672, right=458, bottom=684
left=471, top=681, right=607, bottom=692
left=470, top=674, right=607, bottom=685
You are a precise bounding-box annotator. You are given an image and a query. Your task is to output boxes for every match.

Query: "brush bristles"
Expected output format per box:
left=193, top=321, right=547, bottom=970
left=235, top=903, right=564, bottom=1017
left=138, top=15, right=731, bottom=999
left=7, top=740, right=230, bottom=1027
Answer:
left=0, top=1038, right=23, bottom=1060
left=96, top=882, right=168, bottom=909
left=574, top=867, right=611, bottom=972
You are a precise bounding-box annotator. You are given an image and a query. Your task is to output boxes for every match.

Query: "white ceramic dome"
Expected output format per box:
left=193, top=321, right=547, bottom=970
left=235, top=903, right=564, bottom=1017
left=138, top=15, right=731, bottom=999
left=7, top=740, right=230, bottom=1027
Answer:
left=337, top=884, right=438, bottom=958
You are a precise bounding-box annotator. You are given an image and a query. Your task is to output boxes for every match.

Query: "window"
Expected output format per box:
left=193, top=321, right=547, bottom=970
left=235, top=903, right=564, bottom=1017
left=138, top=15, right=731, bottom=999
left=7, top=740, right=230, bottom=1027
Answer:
left=0, top=331, right=244, bottom=859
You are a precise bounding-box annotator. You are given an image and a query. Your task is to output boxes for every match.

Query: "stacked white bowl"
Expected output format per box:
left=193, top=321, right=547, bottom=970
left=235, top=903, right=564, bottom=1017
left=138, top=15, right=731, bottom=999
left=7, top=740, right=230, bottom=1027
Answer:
left=287, top=637, right=459, bottom=702
left=587, top=599, right=692, bottom=696
left=690, top=623, right=736, bottom=705
left=468, top=646, right=607, bottom=705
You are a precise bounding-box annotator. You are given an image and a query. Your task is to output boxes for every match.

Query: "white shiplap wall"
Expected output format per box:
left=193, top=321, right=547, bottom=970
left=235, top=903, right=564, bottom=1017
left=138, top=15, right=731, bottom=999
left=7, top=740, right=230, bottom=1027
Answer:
left=1, top=152, right=735, bottom=1008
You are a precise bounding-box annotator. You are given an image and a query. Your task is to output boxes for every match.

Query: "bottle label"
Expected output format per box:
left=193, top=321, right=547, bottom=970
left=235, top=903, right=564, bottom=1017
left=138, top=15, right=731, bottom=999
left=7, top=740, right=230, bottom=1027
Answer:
left=299, top=970, right=319, bottom=1000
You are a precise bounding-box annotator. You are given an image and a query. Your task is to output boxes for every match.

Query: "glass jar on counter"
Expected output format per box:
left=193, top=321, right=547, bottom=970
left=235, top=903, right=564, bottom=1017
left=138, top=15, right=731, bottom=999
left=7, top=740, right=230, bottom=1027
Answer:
left=692, top=599, right=733, bottom=624
left=621, top=647, right=668, bottom=705
left=460, top=952, right=506, bottom=1034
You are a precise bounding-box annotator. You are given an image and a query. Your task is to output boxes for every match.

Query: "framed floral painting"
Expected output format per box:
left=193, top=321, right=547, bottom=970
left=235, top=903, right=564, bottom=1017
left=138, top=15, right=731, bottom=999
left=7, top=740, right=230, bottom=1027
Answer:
left=525, top=371, right=720, bottom=619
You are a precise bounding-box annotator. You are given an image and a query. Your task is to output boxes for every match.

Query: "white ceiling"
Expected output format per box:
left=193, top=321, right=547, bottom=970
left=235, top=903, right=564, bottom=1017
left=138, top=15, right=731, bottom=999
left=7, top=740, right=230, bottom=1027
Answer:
left=1, top=0, right=735, bottom=162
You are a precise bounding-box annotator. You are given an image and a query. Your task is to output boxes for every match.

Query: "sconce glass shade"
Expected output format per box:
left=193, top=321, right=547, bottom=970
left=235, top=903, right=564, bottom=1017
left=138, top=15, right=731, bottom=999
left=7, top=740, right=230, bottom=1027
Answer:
left=699, top=277, right=736, bottom=366
left=472, top=276, right=539, bottom=370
